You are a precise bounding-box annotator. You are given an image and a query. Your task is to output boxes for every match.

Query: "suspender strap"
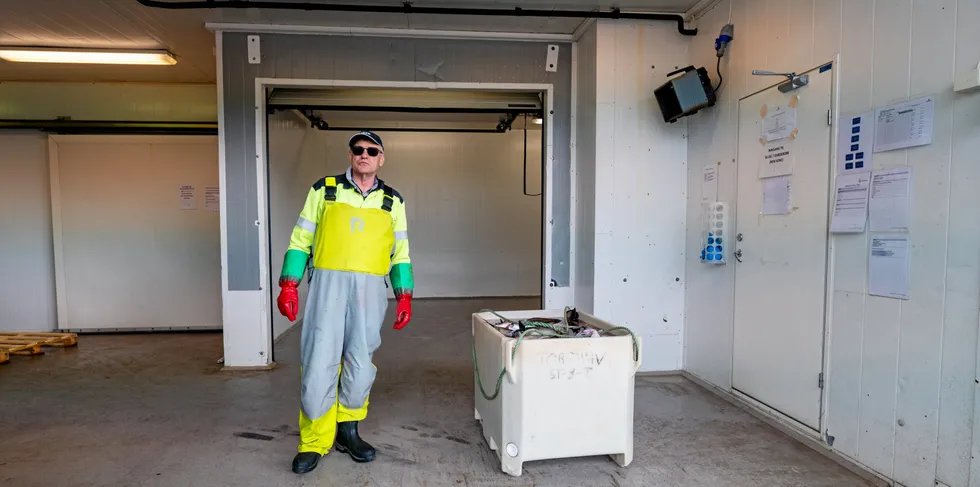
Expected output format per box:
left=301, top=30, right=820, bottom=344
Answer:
left=381, top=185, right=394, bottom=212
left=323, top=175, right=393, bottom=211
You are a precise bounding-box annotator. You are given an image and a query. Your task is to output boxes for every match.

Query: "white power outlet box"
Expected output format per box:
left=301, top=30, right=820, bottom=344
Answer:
left=954, top=62, right=980, bottom=93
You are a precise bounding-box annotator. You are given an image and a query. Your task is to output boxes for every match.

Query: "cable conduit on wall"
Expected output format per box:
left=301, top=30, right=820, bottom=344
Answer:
left=136, top=0, right=698, bottom=36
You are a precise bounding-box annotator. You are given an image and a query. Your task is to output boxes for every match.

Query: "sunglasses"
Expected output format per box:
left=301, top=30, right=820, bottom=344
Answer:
left=351, top=146, right=382, bottom=157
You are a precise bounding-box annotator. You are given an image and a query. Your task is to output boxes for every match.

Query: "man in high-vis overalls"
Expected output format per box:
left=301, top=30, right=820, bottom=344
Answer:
left=275, top=131, right=413, bottom=474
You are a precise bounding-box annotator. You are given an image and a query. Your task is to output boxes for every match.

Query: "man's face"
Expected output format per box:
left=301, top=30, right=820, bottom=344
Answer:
left=349, top=139, right=384, bottom=176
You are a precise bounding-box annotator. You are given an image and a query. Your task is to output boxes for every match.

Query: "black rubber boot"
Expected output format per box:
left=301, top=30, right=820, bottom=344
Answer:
left=334, top=421, right=376, bottom=463
left=291, top=452, right=321, bottom=474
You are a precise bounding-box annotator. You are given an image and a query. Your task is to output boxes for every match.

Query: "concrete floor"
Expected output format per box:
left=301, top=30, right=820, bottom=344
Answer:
left=0, top=297, right=873, bottom=487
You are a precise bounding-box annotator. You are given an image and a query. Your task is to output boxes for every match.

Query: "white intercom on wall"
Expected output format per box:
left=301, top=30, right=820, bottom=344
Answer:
left=700, top=201, right=730, bottom=264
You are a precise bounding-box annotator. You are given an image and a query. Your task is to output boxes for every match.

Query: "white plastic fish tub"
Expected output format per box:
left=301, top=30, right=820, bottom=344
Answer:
left=472, top=309, right=641, bottom=477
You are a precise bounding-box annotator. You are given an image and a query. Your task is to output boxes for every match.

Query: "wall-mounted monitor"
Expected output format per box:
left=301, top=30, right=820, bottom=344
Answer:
left=654, top=65, right=717, bottom=123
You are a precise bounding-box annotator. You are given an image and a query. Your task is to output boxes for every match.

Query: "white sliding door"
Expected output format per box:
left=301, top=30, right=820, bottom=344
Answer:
left=50, top=135, right=221, bottom=331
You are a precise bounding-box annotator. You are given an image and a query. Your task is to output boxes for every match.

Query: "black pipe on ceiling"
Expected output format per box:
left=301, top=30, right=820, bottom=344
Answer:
left=136, top=0, right=698, bottom=36
left=0, top=119, right=218, bottom=135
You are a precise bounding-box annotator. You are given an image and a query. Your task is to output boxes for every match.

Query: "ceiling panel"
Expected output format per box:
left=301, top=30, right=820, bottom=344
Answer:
left=0, top=0, right=215, bottom=83
left=0, top=0, right=701, bottom=83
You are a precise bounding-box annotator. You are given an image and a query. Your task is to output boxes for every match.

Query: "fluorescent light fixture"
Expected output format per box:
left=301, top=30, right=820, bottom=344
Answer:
left=0, top=47, right=176, bottom=65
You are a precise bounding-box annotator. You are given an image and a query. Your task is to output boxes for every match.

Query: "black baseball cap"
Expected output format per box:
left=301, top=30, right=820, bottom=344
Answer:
left=348, top=130, right=383, bottom=150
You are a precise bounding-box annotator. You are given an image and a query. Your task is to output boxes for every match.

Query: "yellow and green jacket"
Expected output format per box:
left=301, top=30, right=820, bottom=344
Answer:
left=279, top=169, right=413, bottom=297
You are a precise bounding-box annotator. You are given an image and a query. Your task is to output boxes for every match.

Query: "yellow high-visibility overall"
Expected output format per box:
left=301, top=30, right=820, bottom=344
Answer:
left=279, top=171, right=412, bottom=455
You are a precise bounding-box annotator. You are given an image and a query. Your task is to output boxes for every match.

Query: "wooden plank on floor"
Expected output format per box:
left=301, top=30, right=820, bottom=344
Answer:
left=0, top=332, right=77, bottom=363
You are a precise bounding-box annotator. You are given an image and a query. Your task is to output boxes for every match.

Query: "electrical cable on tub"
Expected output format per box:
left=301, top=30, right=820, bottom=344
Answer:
left=472, top=307, right=639, bottom=401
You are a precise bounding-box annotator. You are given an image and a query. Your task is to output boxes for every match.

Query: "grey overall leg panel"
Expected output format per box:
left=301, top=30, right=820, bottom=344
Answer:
left=339, top=273, right=388, bottom=410
left=300, top=269, right=352, bottom=420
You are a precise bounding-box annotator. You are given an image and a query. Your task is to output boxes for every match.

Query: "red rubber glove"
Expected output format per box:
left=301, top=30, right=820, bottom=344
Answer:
left=393, top=295, right=412, bottom=330
left=277, top=281, right=299, bottom=321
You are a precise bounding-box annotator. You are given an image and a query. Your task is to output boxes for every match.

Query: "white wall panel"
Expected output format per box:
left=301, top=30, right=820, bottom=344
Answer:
left=826, top=289, right=863, bottom=458
left=267, top=112, right=323, bottom=340
left=266, top=117, right=543, bottom=304
left=858, top=296, right=901, bottom=479
left=786, top=0, right=814, bottom=68
left=0, top=82, right=216, bottom=122
left=942, top=3, right=980, bottom=486
left=0, top=133, right=57, bottom=333
left=683, top=0, right=737, bottom=390
left=894, top=1, right=956, bottom=484
left=827, top=0, right=873, bottom=464
left=811, top=0, right=842, bottom=65
left=685, top=1, right=980, bottom=486
left=860, top=2, right=913, bottom=480
left=591, top=19, right=689, bottom=372
left=741, top=0, right=769, bottom=96
left=763, top=0, right=791, bottom=73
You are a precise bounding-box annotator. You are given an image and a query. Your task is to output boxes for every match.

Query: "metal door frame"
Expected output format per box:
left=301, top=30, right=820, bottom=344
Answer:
left=251, top=77, right=555, bottom=361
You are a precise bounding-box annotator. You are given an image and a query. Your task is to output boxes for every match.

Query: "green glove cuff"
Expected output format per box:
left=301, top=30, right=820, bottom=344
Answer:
left=390, top=263, right=414, bottom=297
left=280, top=249, right=309, bottom=284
